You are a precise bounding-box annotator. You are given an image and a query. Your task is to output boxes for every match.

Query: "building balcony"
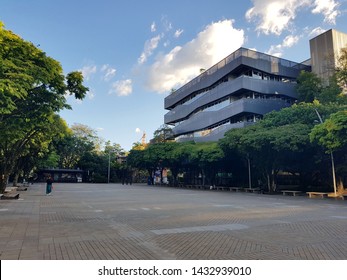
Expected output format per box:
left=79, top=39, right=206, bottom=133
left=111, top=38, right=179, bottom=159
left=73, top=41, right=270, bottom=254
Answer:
left=164, top=76, right=297, bottom=124
left=172, top=98, right=291, bottom=136
left=176, top=121, right=254, bottom=143
left=164, top=47, right=310, bottom=109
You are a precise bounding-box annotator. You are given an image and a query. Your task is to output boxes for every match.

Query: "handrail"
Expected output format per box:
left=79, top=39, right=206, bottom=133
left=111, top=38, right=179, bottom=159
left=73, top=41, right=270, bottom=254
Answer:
left=167, top=47, right=310, bottom=99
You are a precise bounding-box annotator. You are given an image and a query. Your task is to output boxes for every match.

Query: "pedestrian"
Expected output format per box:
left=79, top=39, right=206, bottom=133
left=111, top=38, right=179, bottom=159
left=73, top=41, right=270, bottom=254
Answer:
left=46, top=175, right=53, bottom=195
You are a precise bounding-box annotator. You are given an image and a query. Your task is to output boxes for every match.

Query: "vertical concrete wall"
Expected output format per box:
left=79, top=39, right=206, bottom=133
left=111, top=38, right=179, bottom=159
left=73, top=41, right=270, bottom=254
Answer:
left=310, top=29, right=347, bottom=83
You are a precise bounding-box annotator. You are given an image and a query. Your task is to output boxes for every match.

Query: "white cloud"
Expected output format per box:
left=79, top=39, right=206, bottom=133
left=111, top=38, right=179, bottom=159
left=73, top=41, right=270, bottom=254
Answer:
left=101, top=64, right=117, bottom=81
left=267, top=44, right=284, bottom=57
left=174, top=29, right=184, bottom=38
left=308, top=26, right=327, bottom=38
left=109, top=79, right=132, bottom=96
left=138, top=34, right=162, bottom=64
left=135, top=128, right=141, bottom=133
left=161, top=15, right=173, bottom=32
left=80, top=65, right=97, bottom=81
left=246, top=0, right=341, bottom=35
left=145, top=19, right=245, bottom=94
left=312, top=0, right=340, bottom=24
left=86, top=89, right=95, bottom=100
left=163, top=40, right=170, bottom=47
left=246, top=0, right=311, bottom=35
left=151, top=21, right=156, bottom=32
left=267, top=35, right=300, bottom=57
left=283, top=34, right=300, bottom=48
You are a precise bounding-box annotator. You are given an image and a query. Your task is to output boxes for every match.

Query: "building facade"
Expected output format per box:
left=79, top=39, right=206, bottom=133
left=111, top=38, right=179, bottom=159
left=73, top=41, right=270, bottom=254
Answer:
left=164, top=48, right=310, bottom=142
left=310, top=29, right=347, bottom=84
left=164, top=29, right=347, bottom=143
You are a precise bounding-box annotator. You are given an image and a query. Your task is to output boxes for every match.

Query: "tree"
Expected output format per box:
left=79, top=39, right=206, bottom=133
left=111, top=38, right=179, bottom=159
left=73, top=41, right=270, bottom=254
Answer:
left=54, top=134, right=94, bottom=169
left=127, top=148, right=152, bottom=183
left=296, top=71, right=322, bottom=103
left=220, top=103, right=333, bottom=192
left=71, top=123, right=103, bottom=152
left=165, top=142, right=192, bottom=186
left=188, top=142, right=224, bottom=186
left=310, top=110, right=347, bottom=152
left=128, top=142, right=188, bottom=185
left=336, top=47, right=347, bottom=94
left=318, top=75, right=345, bottom=104
left=0, top=22, right=88, bottom=192
left=151, top=124, right=173, bottom=143
left=11, top=114, right=69, bottom=185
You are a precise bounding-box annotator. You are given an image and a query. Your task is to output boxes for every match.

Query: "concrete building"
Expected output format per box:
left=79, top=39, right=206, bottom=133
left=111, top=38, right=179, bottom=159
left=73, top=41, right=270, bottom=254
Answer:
left=164, top=29, right=347, bottom=143
left=164, top=48, right=310, bottom=142
left=310, top=29, right=347, bottom=83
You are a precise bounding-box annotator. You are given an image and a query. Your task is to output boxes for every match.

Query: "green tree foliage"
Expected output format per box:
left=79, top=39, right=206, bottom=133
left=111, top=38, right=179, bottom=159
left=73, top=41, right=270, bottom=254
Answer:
left=11, top=114, right=69, bottom=184
left=0, top=22, right=88, bottom=192
left=151, top=124, right=173, bottom=143
left=336, top=47, right=347, bottom=93
left=128, top=141, right=224, bottom=186
left=318, top=75, right=345, bottom=104
left=296, top=71, right=322, bottom=103
left=71, top=123, right=104, bottom=152
left=310, top=110, right=347, bottom=152
left=310, top=110, right=347, bottom=184
left=296, top=70, right=346, bottom=105
left=188, top=142, right=224, bottom=186
left=220, top=103, right=339, bottom=192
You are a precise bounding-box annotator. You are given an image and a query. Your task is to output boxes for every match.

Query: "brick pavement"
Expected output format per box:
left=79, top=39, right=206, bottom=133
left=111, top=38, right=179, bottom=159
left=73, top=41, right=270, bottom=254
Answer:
left=0, top=183, right=346, bottom=260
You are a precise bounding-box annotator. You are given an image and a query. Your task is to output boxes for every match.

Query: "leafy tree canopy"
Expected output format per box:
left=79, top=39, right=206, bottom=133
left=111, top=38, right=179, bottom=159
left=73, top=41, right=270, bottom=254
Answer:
left=310, top=110, right=347, bottom=152
left=0, top=22, right=88, bottom=117
left=0, top=22, right=88, bottom=192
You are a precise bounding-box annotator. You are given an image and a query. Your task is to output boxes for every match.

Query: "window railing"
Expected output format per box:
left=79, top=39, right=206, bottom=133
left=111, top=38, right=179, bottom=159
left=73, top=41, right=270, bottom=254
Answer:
left=167, top=47, right=310, bottom=99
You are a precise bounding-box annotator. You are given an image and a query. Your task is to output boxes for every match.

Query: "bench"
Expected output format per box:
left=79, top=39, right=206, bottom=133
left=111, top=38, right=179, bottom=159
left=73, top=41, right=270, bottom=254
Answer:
left=306, top=192, right=328, bottom=198
left=333, top=191, right=347, bottom=200
left=229, top=187, right=244, bottom=192
left=281, top=190, right=302, bottom=196
left=244, top=188, right=261, bottom=193
left=216, top=186, right=230, bottom=191
left=1, top=193, right=20, bottom=200
left=193, top=185, right=209, bottom=190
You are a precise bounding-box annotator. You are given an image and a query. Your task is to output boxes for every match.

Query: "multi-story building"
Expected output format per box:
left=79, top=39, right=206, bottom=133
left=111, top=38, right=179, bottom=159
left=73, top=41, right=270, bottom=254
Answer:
left=164, top=48, right=310, bottom=142
left=164, top=29, right=347, bottom=143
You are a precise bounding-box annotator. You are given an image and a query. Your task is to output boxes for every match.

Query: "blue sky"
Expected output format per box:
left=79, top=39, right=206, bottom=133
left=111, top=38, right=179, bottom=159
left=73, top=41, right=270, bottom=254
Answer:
left=1, top=0, right=347, bottom=151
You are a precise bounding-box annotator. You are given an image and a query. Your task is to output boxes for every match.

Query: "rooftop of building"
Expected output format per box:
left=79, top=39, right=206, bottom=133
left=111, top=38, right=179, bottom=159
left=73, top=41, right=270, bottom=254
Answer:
left=167, top=47, right=311, bottom=101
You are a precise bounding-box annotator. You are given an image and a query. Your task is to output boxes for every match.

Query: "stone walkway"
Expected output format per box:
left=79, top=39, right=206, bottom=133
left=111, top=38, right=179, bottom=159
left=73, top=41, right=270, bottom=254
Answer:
left=0, top=183, right=346, bottom=260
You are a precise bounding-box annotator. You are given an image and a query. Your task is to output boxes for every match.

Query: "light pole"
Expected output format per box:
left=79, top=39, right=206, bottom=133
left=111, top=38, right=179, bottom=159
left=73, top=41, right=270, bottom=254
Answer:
left=108, top=150, right=111, bottom=184
left=247, top=155, right=252, bottom=189
left=314, top=109, right=337, bottom=196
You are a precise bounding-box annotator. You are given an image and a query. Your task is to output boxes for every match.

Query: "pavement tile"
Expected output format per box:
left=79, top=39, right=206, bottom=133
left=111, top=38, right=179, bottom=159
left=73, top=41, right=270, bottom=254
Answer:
left=0, top=182, right=346, bottom=260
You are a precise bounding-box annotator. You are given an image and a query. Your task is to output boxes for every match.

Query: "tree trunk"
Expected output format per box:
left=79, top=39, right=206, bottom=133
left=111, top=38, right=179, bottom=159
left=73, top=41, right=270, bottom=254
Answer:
left=0, top=173, right=9, bottom=194
left=266, top=169, right=278, bottom=193
left=202, top=169, right=205, bottom=186
left=266, top=173, right=271, bottom=192
left=12, top=173, right=19, bottom=187
left=171, top=168, right=179, bottom=187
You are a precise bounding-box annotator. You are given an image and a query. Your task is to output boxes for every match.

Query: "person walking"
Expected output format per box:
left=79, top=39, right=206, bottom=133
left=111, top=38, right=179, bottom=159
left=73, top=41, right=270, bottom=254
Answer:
left=46, top=175, right=53, bottom=195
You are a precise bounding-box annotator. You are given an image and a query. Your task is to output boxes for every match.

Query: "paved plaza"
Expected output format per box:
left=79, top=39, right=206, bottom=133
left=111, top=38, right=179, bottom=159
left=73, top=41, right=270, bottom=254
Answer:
left=0, top=183, right=346, bottom=260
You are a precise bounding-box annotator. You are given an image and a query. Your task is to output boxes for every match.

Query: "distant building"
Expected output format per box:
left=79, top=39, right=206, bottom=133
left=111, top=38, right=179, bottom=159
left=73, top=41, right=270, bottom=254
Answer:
left=164, top=29, right=347, bottom=143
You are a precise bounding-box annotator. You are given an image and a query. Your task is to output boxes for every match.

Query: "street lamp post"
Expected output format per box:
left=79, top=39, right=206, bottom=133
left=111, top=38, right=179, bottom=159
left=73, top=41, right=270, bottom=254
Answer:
left=247, top=155, right=252, bottom=189
left=108, top=151, right=111, bottom=184
left=314, top=109, right=337, bottom=196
